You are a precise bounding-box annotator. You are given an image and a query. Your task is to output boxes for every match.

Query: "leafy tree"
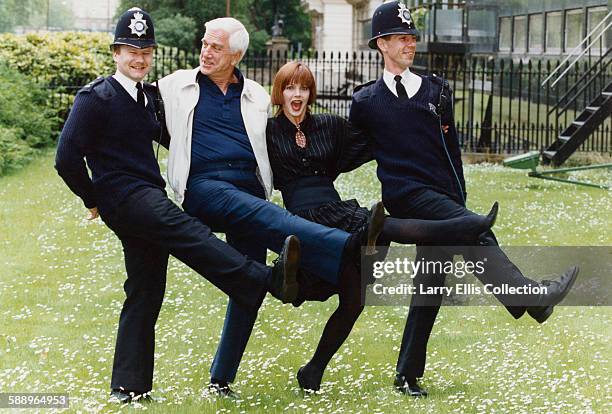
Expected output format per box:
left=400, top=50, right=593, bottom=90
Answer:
left=26, top=0, right=74, bottom=30
left=155, top=13, right=197, bottom=50
left=0, top=0, right=45, bottom=32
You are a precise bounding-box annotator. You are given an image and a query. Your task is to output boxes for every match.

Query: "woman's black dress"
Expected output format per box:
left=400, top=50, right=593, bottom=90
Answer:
left=266, top=112, right=376, bottom=303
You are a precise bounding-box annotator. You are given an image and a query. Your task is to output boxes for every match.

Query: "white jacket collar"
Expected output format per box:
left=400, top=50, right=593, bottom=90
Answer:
left=177, top=67, right=256, bottom=101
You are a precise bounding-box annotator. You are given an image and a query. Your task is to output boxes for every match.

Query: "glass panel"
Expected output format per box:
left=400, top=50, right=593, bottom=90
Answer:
left=565, top=9, right=584, bottom=52
left=468, top=9, right=496, bottom=39
left=513, top=15, right=527, bottom=52
left=435, top=9, right=463, bottom=41
left=528, top=14, right=543, bottom=52
left=587, top=7, right=610, bottom=51
left=499, top=17, right=512, bottom=51
left=546, top=12, right=562, bottom=53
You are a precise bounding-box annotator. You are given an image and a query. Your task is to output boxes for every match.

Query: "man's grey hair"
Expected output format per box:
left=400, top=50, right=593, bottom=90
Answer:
left=204, top=17, right=250, bottom=62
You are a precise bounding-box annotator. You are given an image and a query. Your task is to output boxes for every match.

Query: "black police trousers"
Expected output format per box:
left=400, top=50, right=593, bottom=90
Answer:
left=100, top=186, right=271, bottom=392
left=386, top=188, right=538, bottom=380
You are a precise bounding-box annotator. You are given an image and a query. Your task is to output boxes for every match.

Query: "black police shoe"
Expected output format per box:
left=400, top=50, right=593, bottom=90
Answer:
left=109, top=389, right=152, bottom=404
left=296, top=365, right=323, bottom=393
left=207, top=381, right=238, bottom=399
left=270, top=235, right=300, bottom=303
left=527, top=265, right=579, bottom=323
left=394, top=374, right=428, bottom=397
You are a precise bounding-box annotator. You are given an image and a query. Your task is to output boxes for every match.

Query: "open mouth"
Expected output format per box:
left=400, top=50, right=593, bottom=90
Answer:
left=290, top=100, right=303, bottom=112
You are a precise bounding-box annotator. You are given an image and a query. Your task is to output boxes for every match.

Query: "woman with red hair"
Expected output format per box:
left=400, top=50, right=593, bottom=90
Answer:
left=267, top=61, right=498, bottom=392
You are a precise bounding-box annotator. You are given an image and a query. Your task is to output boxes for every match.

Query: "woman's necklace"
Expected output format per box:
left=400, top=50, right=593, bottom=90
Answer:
left=295, top=122, right=307, bottom=148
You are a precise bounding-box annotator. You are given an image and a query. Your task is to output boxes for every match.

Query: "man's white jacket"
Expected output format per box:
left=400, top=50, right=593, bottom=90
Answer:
left=157, top=67, right=273, bottom=204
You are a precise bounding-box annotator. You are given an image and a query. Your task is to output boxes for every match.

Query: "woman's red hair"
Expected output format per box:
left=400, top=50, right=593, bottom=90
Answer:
left=271, top=61, right=316, bottom=114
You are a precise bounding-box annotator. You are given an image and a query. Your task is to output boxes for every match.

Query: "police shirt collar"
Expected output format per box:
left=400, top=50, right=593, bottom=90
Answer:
left=382, top=67, right=420, bottom=98
left=112, top=70, right=144, bottom=99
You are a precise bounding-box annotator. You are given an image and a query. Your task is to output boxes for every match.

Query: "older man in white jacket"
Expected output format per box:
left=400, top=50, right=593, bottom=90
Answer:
left=157, top=17, right=377, bottom=396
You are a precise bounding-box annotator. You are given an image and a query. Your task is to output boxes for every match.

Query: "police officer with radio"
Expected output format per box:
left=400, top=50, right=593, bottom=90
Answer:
left=349, top=1, right=579, bottom=397
left=55, top=8, right=300, bottom=404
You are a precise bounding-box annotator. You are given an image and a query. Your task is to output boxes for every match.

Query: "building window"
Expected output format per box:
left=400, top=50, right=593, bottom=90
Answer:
left=587, top=6, right=609, bottom=52
left=499, top=17, right=512, bottom=51
left=546, top=11, right=562, bottom=53
left=565, top=9, right=584, bottom=52
left=353, top=4, right=371, bottom=50
left=513, top=15, right=527, bottom=52
left=528, top=13, right=543, bottom=53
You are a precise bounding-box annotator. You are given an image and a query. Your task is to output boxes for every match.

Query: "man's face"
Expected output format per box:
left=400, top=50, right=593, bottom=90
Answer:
left=200, top=29, right=240, bottom=76
left=377, top=34, right=417, bottom=71
left=113, top=45, right=154, bottom=82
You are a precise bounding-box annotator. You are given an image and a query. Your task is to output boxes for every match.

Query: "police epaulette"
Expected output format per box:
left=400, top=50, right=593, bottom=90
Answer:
left=353, top=79, right=376, bottom=94
left=353, top=79, right=376, bottom=101
left=92, top=77, right=117, bottom=100
left=78, top=76, right=105, bottom=94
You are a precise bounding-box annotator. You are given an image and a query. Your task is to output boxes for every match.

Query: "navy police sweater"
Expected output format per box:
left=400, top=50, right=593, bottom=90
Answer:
left=349, top=76, right=466, bottom=212
left=55, top=76, right=165, bottom=215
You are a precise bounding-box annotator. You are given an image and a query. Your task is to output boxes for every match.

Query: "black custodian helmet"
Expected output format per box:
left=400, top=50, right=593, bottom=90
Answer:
left=368, top=1, right=420, bottom=49
left=111, top=7, right=156, bottom=49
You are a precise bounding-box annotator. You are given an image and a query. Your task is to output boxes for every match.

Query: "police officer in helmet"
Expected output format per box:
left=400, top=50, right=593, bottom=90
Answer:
left=350, top=0, right=578, bottom=398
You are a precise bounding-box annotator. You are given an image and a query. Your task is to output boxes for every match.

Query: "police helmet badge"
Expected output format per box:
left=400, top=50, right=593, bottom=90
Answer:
left=111, top=7, right=156, bottom=49
left=368, top=1, right=420, bottom=49
left=128, top=11, right=148, bottom=37
left=397, top=3, right=413, bottom=26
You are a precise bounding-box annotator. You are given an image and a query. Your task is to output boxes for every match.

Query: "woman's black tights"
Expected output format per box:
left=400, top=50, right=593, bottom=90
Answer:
left=297, top=205, right=498, bottom=390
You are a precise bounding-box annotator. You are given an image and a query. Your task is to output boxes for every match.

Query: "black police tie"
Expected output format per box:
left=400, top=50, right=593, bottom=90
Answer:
left=136, top=82, right=145, bottom=107
left=394, top=75, right=407, bottom=98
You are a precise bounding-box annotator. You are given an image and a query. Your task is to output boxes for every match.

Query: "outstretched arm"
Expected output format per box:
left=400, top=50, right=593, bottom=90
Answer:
left=335, top=116, right=374, bottom=175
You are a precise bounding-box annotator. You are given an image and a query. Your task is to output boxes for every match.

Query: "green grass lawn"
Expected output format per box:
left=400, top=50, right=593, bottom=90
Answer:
left=0, top=149, right=611, bottom=413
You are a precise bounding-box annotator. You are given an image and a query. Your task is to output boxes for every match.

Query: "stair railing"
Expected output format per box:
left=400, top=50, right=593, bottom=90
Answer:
left=542, top=11, right=611, bottom=88
left=540, top=11, right=611, bottom=147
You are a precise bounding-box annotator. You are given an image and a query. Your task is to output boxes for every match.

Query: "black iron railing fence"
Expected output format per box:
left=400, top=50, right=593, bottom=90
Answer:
left=44, top=48, right=612, bottom=155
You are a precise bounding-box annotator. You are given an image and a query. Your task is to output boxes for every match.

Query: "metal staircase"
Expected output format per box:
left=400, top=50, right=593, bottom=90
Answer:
left=541, top=11, right=612, bottom=166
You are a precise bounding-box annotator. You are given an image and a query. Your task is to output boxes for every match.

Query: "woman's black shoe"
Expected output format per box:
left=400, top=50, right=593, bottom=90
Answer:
left=365, top=201, right=386, bottom=255
left=486, top=201, right=499, bottom=229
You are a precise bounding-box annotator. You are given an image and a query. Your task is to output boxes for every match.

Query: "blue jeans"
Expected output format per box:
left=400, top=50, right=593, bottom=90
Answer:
left=182, top=166, right=351, bottom=383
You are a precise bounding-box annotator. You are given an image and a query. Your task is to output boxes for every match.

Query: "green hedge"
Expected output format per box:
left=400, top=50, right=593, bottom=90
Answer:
left=0, top=32, right=192, bottom=175
left=0, top=63, right=57, bottom=175
left=0, top=32, right=118, bottom=175
left=0, top=32, right=115, bottom=84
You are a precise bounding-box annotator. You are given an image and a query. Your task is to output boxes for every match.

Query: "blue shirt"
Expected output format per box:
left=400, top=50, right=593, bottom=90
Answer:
left=190, top=69, right=256, bottom=173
